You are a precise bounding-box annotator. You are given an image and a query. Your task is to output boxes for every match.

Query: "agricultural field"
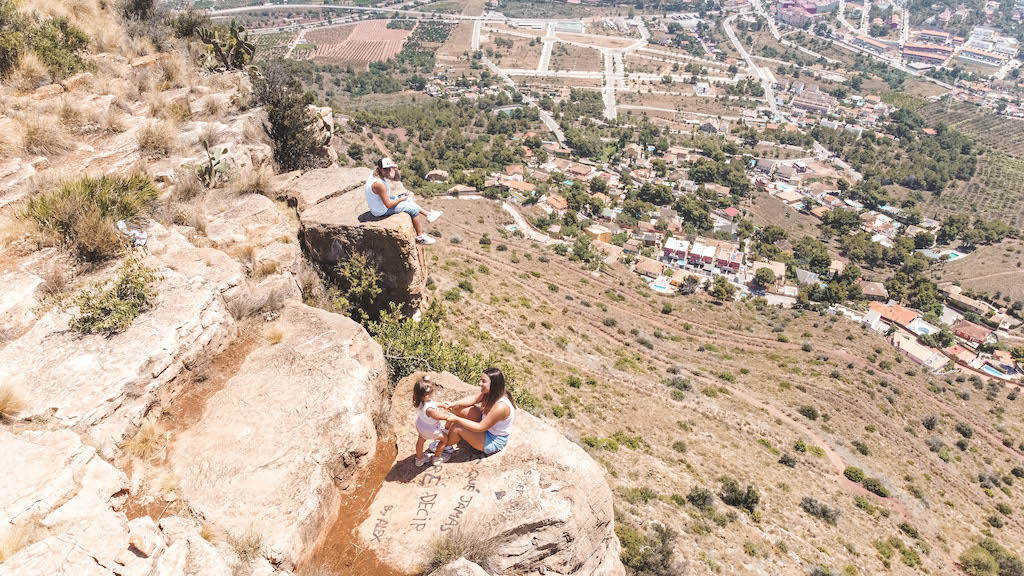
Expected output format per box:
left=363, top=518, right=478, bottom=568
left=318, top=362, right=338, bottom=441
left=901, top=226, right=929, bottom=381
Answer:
left=481, top=32, right=544, bottom=69
left=925, top=153, right=1024, bottom=227
left=548, top=44, right=603, bottom=72
left=253, top=31, right=297, bottom=60
left=435, top=21, right=476, bottom=73
left=307, top=20, right=414, bottom=67
left=516, top=76, right=604, bottom=89
left=496, top=0, right=633, bottom=18
left=418, top=0, right=464, bottom=13
left=921, top=101, right=1024, bottom=157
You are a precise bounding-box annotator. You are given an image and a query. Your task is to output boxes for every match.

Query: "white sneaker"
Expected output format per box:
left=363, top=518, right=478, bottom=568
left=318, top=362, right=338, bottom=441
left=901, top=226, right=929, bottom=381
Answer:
left=427, top=210, right=444, bottom=223
left=429, top=441, right=456, bottom=454
left=416, top=234, right=436, bottom=245
left=415, top=455, right=430, bottom=467
left=433, top=452, right=452, bottom=466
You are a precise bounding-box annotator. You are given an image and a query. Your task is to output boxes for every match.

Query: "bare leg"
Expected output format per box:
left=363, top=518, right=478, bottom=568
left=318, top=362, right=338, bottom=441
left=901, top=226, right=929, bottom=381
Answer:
left=447, top=423, right=486, bottom=452
left=433, top=431, right=449, bottom=455
left=450, top=405, right=483, bottom=421
left=416, top=436, right=426, bottom=459
left=412, top=214, right=424, bottom=236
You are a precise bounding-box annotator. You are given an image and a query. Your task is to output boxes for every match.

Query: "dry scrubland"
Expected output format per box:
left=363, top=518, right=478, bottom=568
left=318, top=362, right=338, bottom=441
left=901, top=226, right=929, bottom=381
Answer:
left=549, top=44, right=604, bottom=72
left=427, top=198, right=1024, bottom=575
left=930, top=238, right=1024, bottom=303
left=480, top=32, right=543, bottom=69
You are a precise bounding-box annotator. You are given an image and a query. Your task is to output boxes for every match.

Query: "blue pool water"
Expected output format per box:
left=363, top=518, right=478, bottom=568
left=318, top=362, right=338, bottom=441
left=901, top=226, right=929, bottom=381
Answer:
left=651, top=283, right=671, bottom=293
left=981, top=365, right=1009, bottom=379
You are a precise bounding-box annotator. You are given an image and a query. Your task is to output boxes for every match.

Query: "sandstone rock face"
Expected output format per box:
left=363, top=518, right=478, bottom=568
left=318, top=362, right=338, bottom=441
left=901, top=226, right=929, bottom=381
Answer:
left=0, top=243, right=237, bottom=455
left=357, top=372, right=624, bottom=576
left=433, top=558, right=491, bottom=576
left=170, top=301, right=389, bottom=569
left=298, top=168, right=427, bottom=314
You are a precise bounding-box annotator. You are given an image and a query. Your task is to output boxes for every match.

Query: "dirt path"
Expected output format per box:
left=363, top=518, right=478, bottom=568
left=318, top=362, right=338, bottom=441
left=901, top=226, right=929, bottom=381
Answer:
left=299, top=436, right=404, bottom=576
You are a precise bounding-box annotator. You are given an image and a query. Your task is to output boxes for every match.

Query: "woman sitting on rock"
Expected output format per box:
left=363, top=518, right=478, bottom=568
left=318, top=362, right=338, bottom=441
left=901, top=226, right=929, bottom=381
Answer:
left=365, top=157, right=442, bottom=245
left=440, top=367, right=515, bottom=456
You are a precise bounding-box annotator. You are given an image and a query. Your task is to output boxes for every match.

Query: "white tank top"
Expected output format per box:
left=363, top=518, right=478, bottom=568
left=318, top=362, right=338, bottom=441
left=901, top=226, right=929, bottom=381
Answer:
left=365, top=175, right=390, bottom=217
left=487, top=397, right=514, bottom=437
left=417, top=400, right=440, bottom=427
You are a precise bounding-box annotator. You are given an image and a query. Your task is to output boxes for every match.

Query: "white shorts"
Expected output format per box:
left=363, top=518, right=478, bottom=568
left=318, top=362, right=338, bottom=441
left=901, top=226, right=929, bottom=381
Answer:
left=416, top=419, right=445, bottom=441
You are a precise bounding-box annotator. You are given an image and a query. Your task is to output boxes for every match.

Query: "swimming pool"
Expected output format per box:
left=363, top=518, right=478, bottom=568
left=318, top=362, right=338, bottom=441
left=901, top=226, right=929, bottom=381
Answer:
left=651, top=283, right=671, bottom=293
left=981, top=365, right=1010, bottom=379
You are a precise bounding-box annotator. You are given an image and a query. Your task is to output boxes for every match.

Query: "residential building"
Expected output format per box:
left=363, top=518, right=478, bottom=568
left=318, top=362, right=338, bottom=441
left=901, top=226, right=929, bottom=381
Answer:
left=795, top=268, right=820, bottom=285
left=957, top=46, right=1006, bottom=67
left=917, top=29, right=950, bottom=43
left=585, top=224, right=612, bottom=243
left=687, top=241, right=717, bottom=265
left=952, top=319, right=992, bottom=344
left=635, top=257, right=666, bottom=278
left=447, top=184, right=477, bottom=195
left=868, top=301, right=919, bottom=327
left=892, top=332, right=949, bottom=371
left=854, top=35, right=890, bottom=54
left=791, top=89, right=837, bottom=115
left=663, top=237, right=690, bottom=259
left=857, top=280, right=889, bottom=301
left=425, top=169, right=449, bottom=182
left=546, top=193, right=568, bottom=212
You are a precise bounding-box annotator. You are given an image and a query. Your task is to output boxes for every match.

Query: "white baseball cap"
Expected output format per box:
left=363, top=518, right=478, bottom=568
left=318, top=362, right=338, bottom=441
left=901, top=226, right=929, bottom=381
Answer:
left=379, top=157, right=395, bottom=169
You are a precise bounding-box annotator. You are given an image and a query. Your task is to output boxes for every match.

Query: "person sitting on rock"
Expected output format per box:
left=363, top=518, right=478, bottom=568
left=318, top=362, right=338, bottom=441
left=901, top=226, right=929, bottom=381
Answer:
left=439, top=368, right=515, bottom=456
left=365, top=157, right=442, bottom=245
left=413, top=375, right=455, bottom=467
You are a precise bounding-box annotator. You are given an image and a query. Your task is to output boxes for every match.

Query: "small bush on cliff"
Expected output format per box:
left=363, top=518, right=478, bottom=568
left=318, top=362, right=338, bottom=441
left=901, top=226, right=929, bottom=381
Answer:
left=719, top=476, right=760, bottom=514
left=327, top=254, right=382, bottom=324
left=368, top=302, right=538, bottom=411
left=801, top=497, right=841, bottom=525
left=959, top=538, right=1023, bottom=576
left=70, top=256, right=157, bottom=335
left=23, top=173, right=158, bottom=261
left=616, top=522, right=677, bottom=576
left=250, top=64, right=325, bottom=172
left=28, top=17, right=90, bottom=79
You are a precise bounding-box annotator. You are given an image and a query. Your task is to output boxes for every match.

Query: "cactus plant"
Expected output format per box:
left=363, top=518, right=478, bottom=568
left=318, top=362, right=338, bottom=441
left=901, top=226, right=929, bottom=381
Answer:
left=198, top=19, right=255, bottom=71
left=197, top=143, right=230, bottom=186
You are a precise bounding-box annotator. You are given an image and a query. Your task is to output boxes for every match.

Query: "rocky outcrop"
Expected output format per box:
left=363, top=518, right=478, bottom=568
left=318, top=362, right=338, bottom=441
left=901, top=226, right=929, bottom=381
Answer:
left=0, top=429, right=232, bottom=576
left=296, top=167, right=427, bottom=314
left=0, top=249, right=237, bottom=456
left=274, top=165, right=370, bottom=210
left=169, top=301, right=389, bottom=569
left=357, top=372, right=624, bottom=576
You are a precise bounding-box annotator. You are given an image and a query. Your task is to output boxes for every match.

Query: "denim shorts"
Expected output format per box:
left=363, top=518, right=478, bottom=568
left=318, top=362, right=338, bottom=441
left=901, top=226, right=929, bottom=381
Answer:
left=378, top=200, right=421, bottom=218
left=484, top=431, right=508, bottom=455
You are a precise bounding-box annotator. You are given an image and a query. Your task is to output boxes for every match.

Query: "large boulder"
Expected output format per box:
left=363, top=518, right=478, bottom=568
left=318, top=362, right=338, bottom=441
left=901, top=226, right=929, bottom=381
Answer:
left=0, top=256, right=237, bottom=455
left=169, top=301, right=389, bottom=569
left=356, top=372, right=624, bottom=576
left=275, top=165, right=370, bottom=211
left=299, top=172, right=427, bottom=315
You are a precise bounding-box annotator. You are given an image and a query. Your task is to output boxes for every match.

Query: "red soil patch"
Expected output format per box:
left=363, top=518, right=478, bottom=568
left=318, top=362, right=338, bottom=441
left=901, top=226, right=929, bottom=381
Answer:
left=299, top=436, right=405, bottom=576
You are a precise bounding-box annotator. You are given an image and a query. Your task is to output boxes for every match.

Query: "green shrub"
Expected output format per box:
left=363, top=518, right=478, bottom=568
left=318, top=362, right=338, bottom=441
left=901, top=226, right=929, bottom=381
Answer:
left=250, top=64, right=325, bottom=171
left=24, top=173, right=158, bottom=261
left=801, top=496, right=841, bottom=525
left=616, top=523, right=676, bottom=576
left=719, top=476, right=759, bottom=513
left=621, top=486, right=657, bottom=504
left=797, top=405, right=819, bottom=420
left=960, top=544, right=999, bottom=576
left=956, top=421, right=974, bottom=438
left=862, top=477, right=890, bottom=497
left=0, top=0, right=28, bottom=78
left=843, top=467, right=865, bottom=483
left=611, top=430, right=643, bottom=450
left=70, top=256, right=156, bottom=335
left=852, top=440, right=870, bottom=456
left=29, top=17, right=89, bottom=78
left=686, top=486, right=715, bottom=510
left=325, top=253, right=382, bottom=323
left=367, top=303, right=538, bottom=411
left=565, top=375, right=582, bottom=388
left=779, top=453, right=797, bottom=467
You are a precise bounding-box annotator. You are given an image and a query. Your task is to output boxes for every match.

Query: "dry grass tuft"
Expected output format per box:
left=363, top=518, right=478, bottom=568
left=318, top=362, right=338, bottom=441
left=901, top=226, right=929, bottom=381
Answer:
left=0, top=522, right=35, bottom=563
left=56, top=99, right=86, bottom=131
left=137, top=121, right=176, bottom=157
left=235, top=244, right=256, bottom=266
left=198, top=123, right=221, bottom=151
left=0, top=386, right=28, bottom=420
left=173, top=168, right=203, bottom=201
left=20, top=112, right=71, bottom=156
left=242, top=116, right=268, bottom=145
left=122, top=418, right=166, bottom=460
left=251, top=260, right=279, bottom=280
left=9, top=53, right=50, bottom=92
left=39, top=262, right=72, bottom=298
left=165, top=98, right=192, bottom=123
left=229, top=527, right=263, bottom=562
left=157, top=472, right=178, bottom=494
left=199, top=522, right=216, bottom=542
left=231, top=165, right=274, bottom=197
left=265, top=326, right=284, bottom=345
left=201, top=96, right=226, bottom=119
left=422, top=527, right=497, bottom=574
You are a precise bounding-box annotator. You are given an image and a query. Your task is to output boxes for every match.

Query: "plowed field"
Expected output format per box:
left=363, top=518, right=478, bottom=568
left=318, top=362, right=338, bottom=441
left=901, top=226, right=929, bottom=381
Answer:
left=307, top=20, right=413, bottom=66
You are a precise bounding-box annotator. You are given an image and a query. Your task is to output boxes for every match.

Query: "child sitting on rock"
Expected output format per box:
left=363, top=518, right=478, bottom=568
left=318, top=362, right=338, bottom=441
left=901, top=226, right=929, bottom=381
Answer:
left=413, top=376, right=455, bottom=467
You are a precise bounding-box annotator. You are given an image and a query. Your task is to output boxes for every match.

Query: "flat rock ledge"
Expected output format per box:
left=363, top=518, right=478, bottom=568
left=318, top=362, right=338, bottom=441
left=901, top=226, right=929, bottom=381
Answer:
left=170, top=301, right=389, bottom=569
left=357, top=372, right=624, bottom=576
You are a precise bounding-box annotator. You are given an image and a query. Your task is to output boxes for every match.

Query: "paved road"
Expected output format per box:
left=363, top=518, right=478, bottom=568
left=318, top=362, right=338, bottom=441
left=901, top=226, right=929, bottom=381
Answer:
left=723, top=14, right=777, bottom=117
left=537, top=23, right=553, bottom=73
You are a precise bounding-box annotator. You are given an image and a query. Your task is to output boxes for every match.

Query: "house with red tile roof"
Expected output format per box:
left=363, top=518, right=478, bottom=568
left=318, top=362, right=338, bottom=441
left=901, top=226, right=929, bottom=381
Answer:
left=723, top=206, right=740, bottom=219
left=952, top=319, right=992, bottom=344
left=868, top=301, right=919, bottom=327
left=545, top=193, right=568, bottom=211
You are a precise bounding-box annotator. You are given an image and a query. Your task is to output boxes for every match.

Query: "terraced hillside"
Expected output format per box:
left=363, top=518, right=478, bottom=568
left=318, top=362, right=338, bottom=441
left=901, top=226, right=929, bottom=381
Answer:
left=425, top=197, right=1024, bottom=575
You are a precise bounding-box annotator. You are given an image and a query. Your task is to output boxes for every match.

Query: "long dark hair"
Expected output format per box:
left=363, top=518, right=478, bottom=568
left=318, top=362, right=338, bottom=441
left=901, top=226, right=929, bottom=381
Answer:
left=482, top=367, right=515, bottom=410
left=413, top=377, right=433, bottom=408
